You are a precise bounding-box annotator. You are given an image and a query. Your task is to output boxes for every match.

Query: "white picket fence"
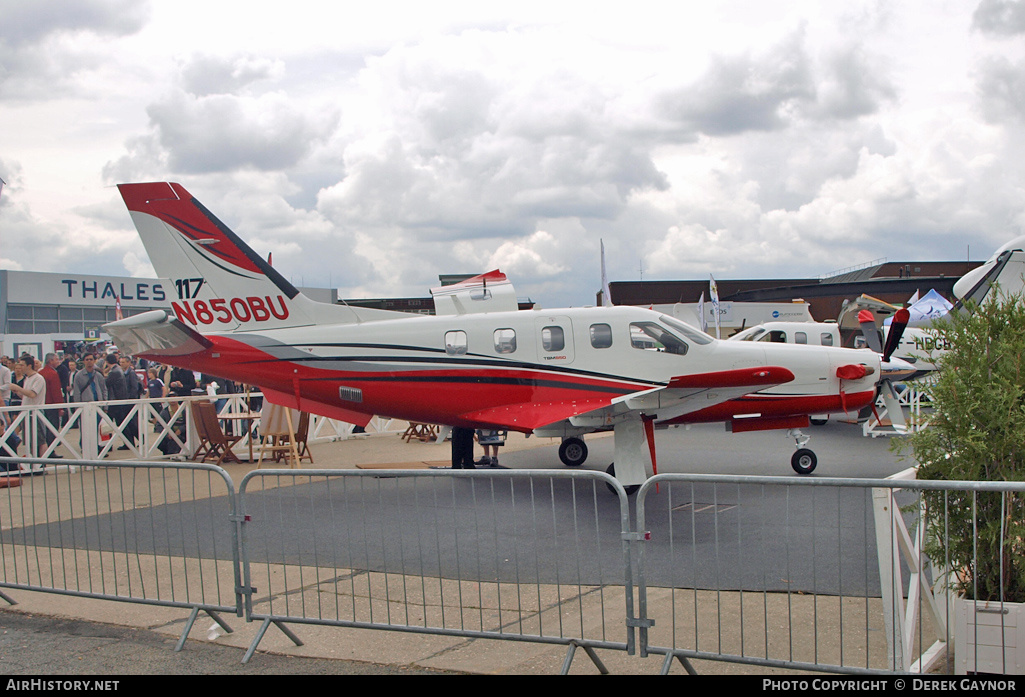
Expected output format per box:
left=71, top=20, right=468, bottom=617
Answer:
left=0, top=392, right=402, bottom=465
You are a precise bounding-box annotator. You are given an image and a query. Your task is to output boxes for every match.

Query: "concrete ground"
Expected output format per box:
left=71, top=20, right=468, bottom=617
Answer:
left=0, top=422, right=930, bottom=675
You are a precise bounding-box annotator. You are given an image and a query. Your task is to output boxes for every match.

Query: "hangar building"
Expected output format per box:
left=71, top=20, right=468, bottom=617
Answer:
left=608, top=259, right=982, bottom=341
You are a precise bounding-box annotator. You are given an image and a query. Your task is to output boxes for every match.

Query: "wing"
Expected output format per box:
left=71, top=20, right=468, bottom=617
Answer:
left=459, top=366, right=796, bottom=431
left=607, top=366, right=796, bottom=419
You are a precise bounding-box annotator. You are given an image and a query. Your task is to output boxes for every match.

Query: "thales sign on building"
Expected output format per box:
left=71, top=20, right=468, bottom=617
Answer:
left=4, top=271, right=171, bottom=308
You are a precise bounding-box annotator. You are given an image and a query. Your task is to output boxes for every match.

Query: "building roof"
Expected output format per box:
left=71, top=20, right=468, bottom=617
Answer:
left=608, top=260, right=982, bottom=323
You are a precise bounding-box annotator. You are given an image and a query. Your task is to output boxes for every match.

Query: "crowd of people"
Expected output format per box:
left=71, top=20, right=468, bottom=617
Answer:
left=1, top=348, right=239, bottom=468
left=3, top=348, right=507, bottom=471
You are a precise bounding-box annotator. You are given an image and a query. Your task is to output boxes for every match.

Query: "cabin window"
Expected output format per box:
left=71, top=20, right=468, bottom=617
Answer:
left=795, top=331, right=808, bottom=344
left=629, top=322, right=688, bottom=355
left=494, top=328, right=517, bottom=354
left=445, top=330, right=467, bottom=356
left=542, top=326, right=565, bottom=352
left=589, top=323, right=613, bottom=349
left=768, top=330, right=787, bottom=343
left=820, top=332, right=834, bottom=346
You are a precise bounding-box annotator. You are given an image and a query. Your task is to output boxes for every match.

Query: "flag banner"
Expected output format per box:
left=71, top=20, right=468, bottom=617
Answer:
left=709, top=275, right=721, bottom=339
left=600, top=239, right=611, bottom=307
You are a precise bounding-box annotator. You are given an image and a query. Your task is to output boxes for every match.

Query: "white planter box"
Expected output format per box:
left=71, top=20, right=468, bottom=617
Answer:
left=955, top=597, right=1025, bottom=674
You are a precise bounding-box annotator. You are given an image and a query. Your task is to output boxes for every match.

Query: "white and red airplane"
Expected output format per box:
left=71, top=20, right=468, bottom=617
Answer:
left=105, top=182, right=912, bottom=486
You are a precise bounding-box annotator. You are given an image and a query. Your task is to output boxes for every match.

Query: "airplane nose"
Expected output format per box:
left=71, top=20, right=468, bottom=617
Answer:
left=953, top=264, right=989, bottom=300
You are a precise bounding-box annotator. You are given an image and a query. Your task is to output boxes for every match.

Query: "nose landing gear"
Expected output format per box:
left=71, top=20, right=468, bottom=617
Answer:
left=787, top=428, right=817, bottom=475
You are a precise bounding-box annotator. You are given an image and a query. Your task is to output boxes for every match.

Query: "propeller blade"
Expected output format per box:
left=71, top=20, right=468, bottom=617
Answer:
left=882, top=308, right=911, bottom=363
left=881, top=380, right=907, bottom=432
left=857, top=310, right=884, bottom=353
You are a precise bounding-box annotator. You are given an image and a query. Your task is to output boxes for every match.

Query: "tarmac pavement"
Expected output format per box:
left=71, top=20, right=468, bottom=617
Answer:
left=0, top=421, right=915, bottom=676
left=0, top=608, right=453, bottom=676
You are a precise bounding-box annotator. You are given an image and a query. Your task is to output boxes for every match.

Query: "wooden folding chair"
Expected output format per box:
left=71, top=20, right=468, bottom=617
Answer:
left=189, top=402, right=213, bottom=461
left=290, top=411, right=314, bottom=465
left=192, top=401, right=243, bottom=465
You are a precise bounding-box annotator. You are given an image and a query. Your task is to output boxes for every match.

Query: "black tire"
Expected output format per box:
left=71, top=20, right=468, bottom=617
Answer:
left=810, top=416, right=828, bottom=426
left=791, top=448, right=817, bottom=475
left=605, top=463, right=640, bottom=495
left=558, top=437, right=588, bottom=467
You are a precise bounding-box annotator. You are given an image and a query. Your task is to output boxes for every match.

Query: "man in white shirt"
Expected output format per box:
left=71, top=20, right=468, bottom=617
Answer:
left=0, top=359, right=10, bottom=401
left=0, top=358, right=11, bottom=446
left=0, top=358, right=10, bottom=410
left=9, top=355, right=47, bottom=461
left=10, top=355, right=45, bottom=407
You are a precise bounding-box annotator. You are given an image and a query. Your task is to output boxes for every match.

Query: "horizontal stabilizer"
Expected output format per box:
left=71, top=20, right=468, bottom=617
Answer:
left=103, top=310, right=212, bottom=357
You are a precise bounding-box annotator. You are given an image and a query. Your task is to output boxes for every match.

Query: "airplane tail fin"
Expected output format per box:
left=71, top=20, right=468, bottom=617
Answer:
left=118, top=182, right=405, bottom=331
left=119, top=182, right=321, bottom=331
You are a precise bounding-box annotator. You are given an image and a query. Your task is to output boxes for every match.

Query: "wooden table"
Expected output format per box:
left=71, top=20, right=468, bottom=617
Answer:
left=402, top=422, right=438, bottom=443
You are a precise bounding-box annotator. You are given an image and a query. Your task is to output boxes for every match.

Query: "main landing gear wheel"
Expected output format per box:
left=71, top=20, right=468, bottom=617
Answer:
left=605, top=463, right=640, bottom=496
left=559, top=437, right=588, bottom=467
left=791, top=448, right=817, bottom=475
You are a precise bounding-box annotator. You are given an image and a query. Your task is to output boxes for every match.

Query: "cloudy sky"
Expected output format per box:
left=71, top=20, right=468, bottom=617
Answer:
left=2, top=0, right=1025, bottom=308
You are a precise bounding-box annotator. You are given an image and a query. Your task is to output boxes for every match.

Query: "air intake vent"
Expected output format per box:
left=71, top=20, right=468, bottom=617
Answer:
left=338, top=386, right=363, bottom=403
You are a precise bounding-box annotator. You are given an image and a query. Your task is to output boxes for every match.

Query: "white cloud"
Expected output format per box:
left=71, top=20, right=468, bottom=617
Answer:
left=5, top=1, right=1025, bottom=308
left=973, top=0, right=1025, bottom=35
left=179, top=54, right=285, bottom=97
left=0, top=0, right=150, bottom=100
left=144, top=89, right=338, bottom=173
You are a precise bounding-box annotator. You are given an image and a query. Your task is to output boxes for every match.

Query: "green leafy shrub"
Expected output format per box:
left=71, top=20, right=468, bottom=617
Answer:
left=895, top=291, right=1025, bottom=602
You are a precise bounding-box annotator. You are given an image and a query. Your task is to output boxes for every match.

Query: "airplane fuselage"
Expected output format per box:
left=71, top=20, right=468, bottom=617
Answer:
left=108, top=181, right=894, bottom=481
left=149, top=304, right=880, bottom=433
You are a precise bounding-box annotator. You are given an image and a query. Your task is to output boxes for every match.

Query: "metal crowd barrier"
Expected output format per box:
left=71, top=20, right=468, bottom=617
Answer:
left=0, top=457, right=241, bottom=650
left=2, top=454, right=1023, bottom=674
left=235, top=468, right=635, bottom=670
left=633, top=473, right=1025, bottom=675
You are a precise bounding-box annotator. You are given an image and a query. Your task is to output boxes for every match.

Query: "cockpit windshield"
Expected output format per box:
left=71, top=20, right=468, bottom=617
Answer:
left=630, top=321, right=689, bottom=355
left=660, top=316, right=714, bottom=345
